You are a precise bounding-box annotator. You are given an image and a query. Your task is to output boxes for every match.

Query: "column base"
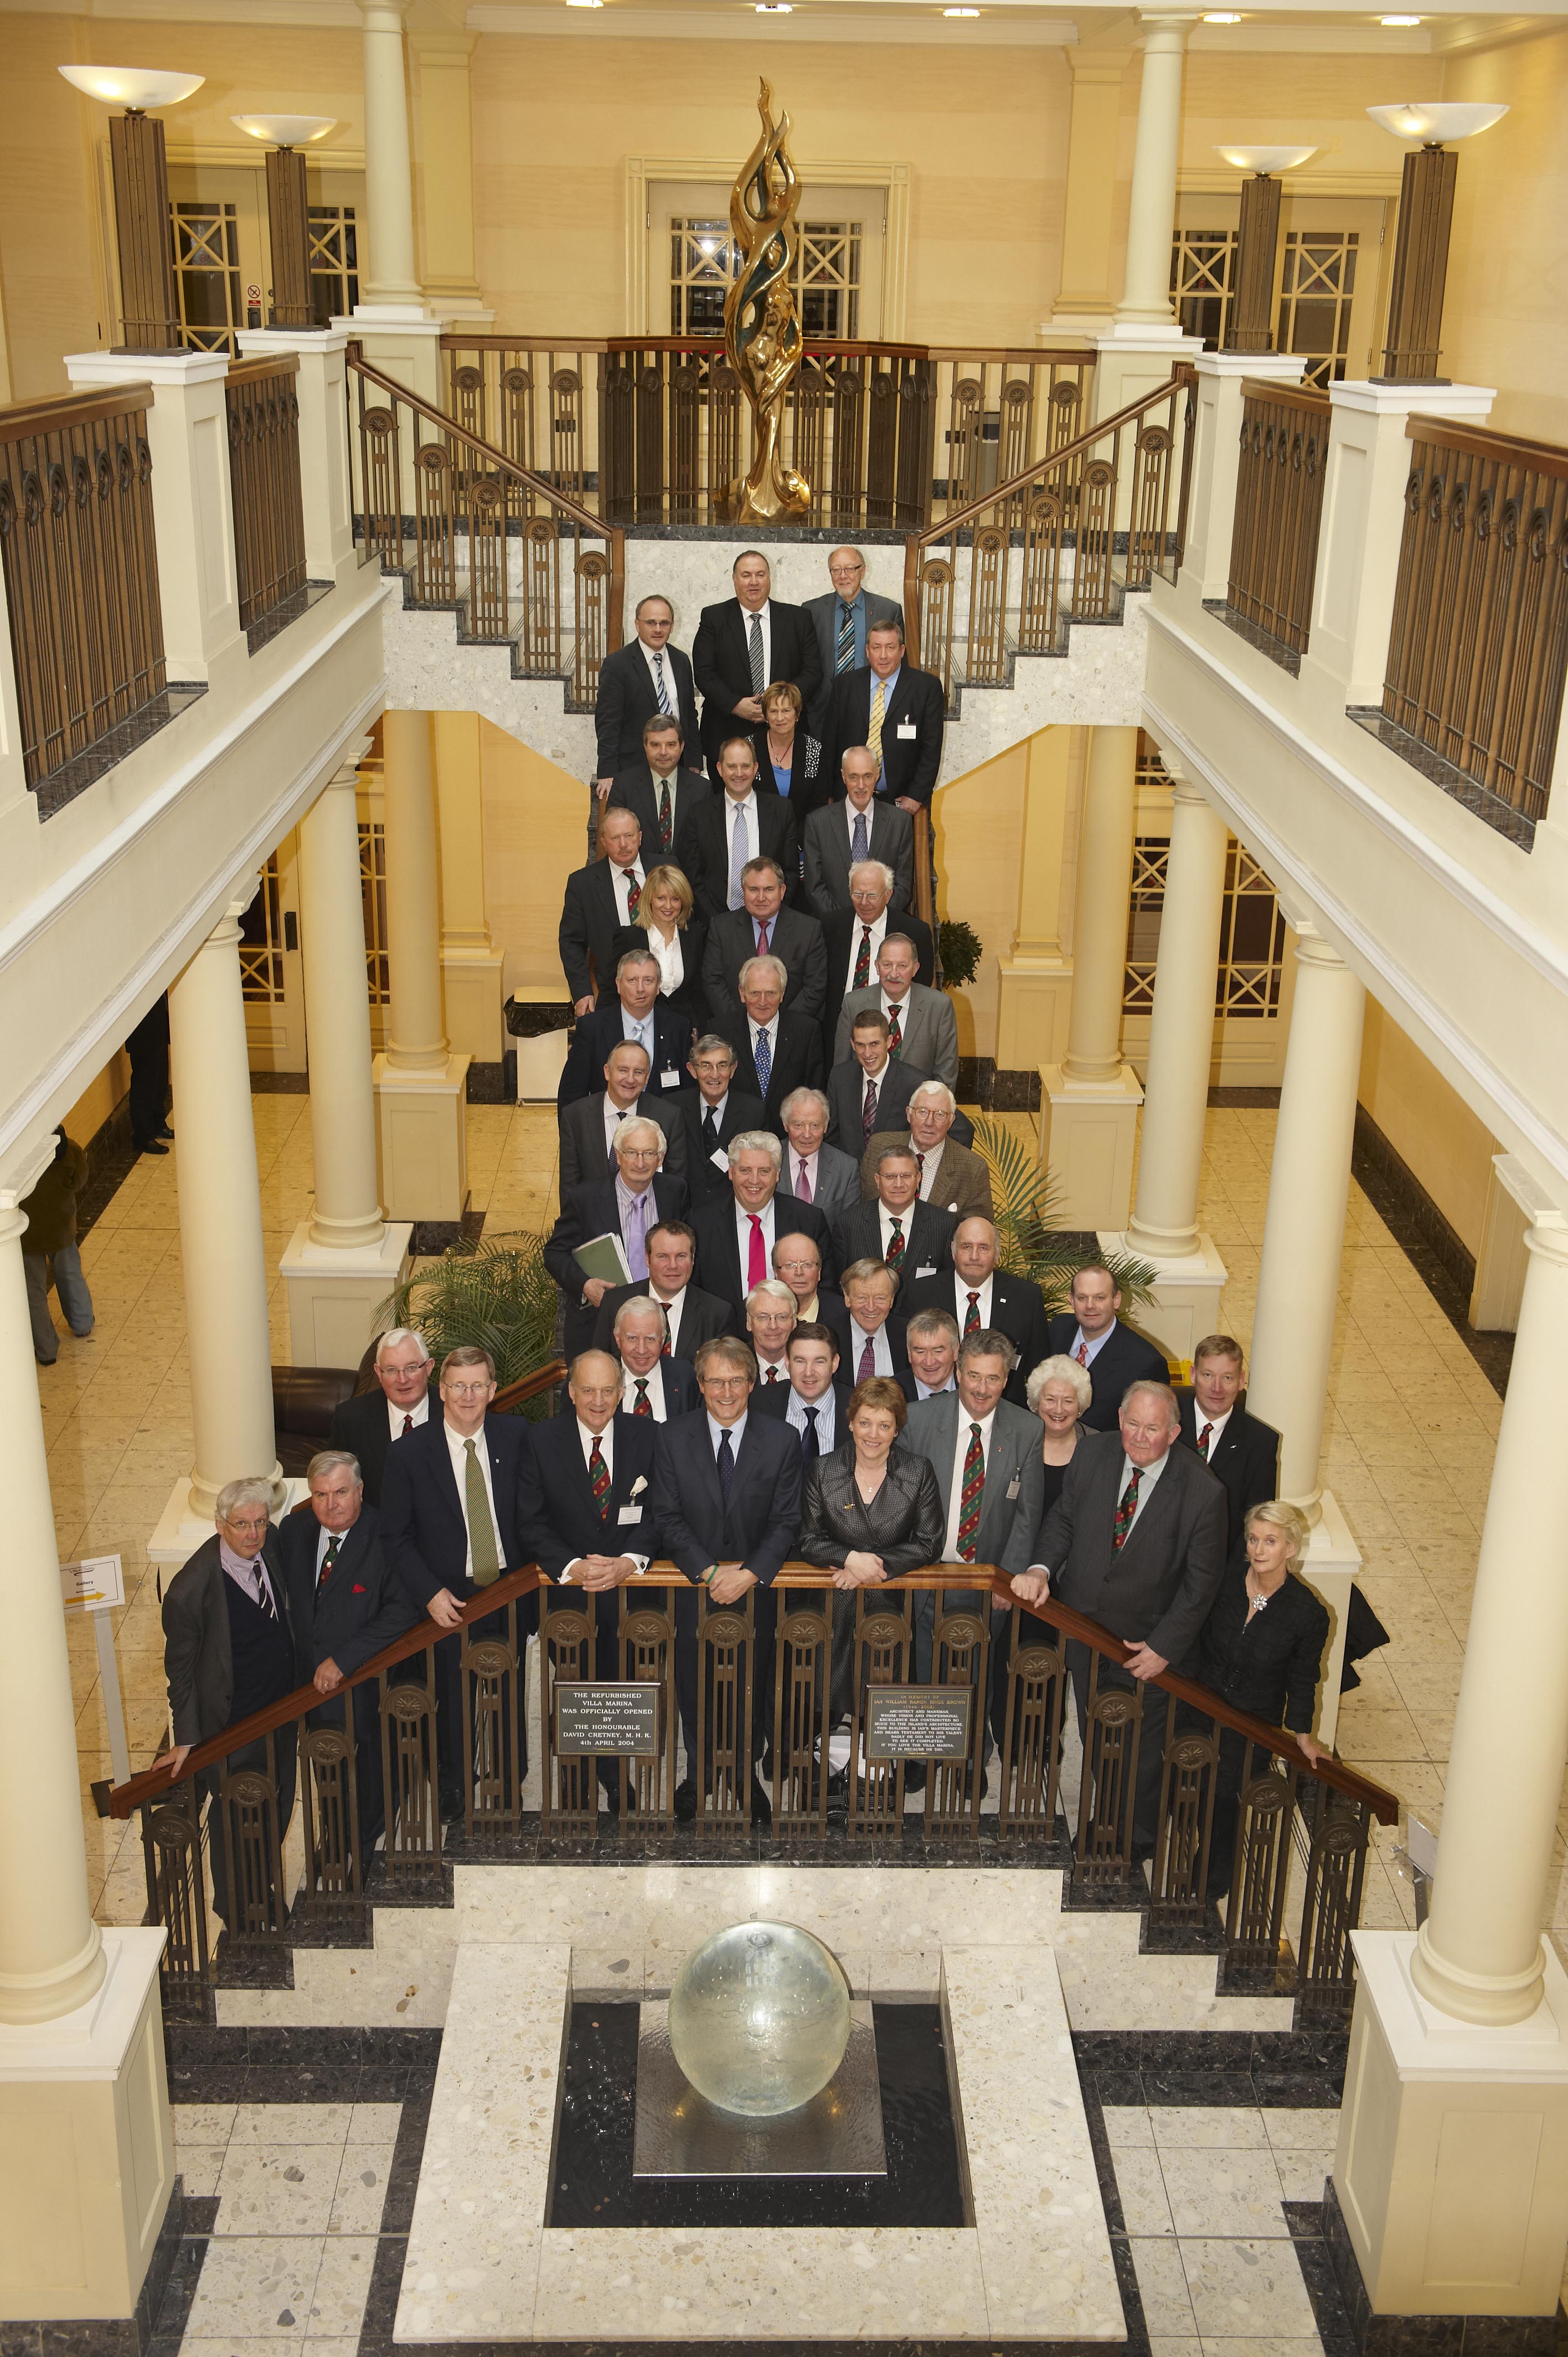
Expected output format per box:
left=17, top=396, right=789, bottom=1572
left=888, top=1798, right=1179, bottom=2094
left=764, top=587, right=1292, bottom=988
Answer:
left=995, top=955, right=1071, bottom=1073
left=1296, top=1486, right=1361, bottom=1752
left=148, top=1474, right=310, bottom=1569
left=1039, top=1062, right=1143, bottom=1230
left=1332, top=1931, right=1568, bottom=2332
left=373, top=1052, right=470, bottom=1222
left=1097, top=1227, right=1227, bottom=1364
left=0, top=1929, right=174, bottom=2324
left=515, top=1029, right=571, bottom=1103
left=279, top=1218, right=414, bottom=1371
left=440, top=946, right=507, bottom=1063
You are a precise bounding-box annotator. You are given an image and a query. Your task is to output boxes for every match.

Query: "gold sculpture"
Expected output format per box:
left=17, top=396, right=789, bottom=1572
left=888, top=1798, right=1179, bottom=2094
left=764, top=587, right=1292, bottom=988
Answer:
left=722, top=79, right=811, bottom=524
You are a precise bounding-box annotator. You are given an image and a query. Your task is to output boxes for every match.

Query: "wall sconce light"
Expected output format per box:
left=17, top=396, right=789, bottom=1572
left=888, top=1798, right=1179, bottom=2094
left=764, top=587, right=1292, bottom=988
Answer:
left=233, top=115, right=338, bottom=330
left=1214, top=145, right=1318, bottom=352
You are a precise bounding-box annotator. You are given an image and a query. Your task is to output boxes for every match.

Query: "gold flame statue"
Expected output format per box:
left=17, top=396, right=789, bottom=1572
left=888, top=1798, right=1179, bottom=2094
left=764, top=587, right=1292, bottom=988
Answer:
left=722, top=79, right=811, bottom=524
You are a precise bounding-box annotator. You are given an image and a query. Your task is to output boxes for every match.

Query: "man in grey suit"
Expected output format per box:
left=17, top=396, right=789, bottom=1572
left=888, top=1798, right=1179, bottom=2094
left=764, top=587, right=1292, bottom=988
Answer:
left=905, top=1330, right=1044, bottom=1687
left=802, top=748, right=914, bottom=918
left=802, top=548, right=902, bottom=737
left=1009, top=1378, right=1227, bottom=1850
left=777, top=1086, right=860, bottom=1224
left=835, top=933, right=959, bottom=1090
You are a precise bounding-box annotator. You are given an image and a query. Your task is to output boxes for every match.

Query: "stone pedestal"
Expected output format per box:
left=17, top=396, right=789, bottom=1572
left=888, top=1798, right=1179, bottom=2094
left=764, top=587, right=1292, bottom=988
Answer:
left=515, top=1031, right=571, bottom=1102
left=147, top=1476, right=310, bottom=1570
left=1097, top=1228, right=1227, bottom=1367
left=1334, top=1931, right=1568, bottom=2328
left=280, top=1219, right=414, bottom=1369
left=1185, top=351, right=1309, bottom=603
left=1296, top=1487, right=1361, bottom=1752
left=0, top=1930, right=173, bottom=2323
left=1039, top=1063, right=1143, bottom=1231
left=441, top=946, right=506, bottom=1065
left=374, top=1053, right=470, bottom=1222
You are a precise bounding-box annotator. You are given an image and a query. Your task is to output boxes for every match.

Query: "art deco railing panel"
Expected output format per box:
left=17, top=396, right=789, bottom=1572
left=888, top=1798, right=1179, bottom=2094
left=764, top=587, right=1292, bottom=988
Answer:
left=1225, top=380, right=1332, bottom=662
left=224, top=356, right=308, bottom=636
left=0, top=384, right=167, bottom=793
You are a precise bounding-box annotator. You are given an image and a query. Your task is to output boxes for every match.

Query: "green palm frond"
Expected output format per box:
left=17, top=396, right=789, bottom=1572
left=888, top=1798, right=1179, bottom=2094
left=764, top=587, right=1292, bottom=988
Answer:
left=375, top=1231, right=560, bottom=1419
left=972, top=1114, right=1158, bottom=1318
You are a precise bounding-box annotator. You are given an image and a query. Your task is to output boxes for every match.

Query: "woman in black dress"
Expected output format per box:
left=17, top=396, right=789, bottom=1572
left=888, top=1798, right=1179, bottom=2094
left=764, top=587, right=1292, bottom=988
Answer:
left=994, top=1354, right=1102, bottom=1742
left=609, top=861, right=706, bottom=1028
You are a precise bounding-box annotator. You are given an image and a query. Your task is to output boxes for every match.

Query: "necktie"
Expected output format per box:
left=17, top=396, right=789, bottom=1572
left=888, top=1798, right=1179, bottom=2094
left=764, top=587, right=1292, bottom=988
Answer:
left=657, top=778, right=673, bottom=853
left=857, top=1335, right=875, bottom=1383
left=748, top=613, right=765, bottom=693
left=652, top=649, right=671, bottom=713
left=625, top=868, right=641, bottom=922
left=836, top=601, right=855, bottom=673
left=633, top=1378, right=652, bottom=1418
left=802, top=1403, right=820, bottom=1462
left=868, top=681, right=886, bottom=773
left=316, top=1535, right=339, bottom=1596
left=589, top=1434, right=611, bottom=1516
left=765, top=1364, right=779, bottom=1383
left=886, top=1002, right=902, bottom=1057
left=702, top=1108, right=719, bottom=1155
left=755, top=918, right=771, bottom=958
left=251, top=1563, right=279, bottom=1620
left=402, top=1413, right=414, bottom=1435
left=1198, top=1421, right=1214, bottom=1458
left=795, top=1155, right=812, bottom=1203
left=964, top=1290, right=981, bottom=1337
left=851, top=807, right=869, bottom=865
left=1074, top=1338, right=1090, bottom=1368
left=753, top=1025, right=772, bottom=1095
left=746, top=1213, right=766, bottom=1288
left=462, top=1439, right=501, bottom=1586
left=718, top=1427, right=735, bottom=1507
left=1112, top=1466, right=1142, bottom=1552
left=862, top=1076, right=878, bottom=1141
left=729, top=803, right=747, bottom=909
left=956, top=1422, right=984, bottom=1562
left=915, top=1150, right=926, bottom=1189
left=885, top=1216, right=905, bottom=1270
left=624, top=1187, right=649, bottom=1281
left=853, top=923, right=873, bottom=991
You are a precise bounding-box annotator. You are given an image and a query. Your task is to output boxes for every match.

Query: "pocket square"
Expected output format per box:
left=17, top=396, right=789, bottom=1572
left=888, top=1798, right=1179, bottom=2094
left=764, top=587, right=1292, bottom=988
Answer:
left=352, top=1583, right=367, bottom=1594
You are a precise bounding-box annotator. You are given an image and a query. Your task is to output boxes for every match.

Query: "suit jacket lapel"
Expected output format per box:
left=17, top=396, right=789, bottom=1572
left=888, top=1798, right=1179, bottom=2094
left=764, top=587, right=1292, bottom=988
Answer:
left=428, top=1419, right=466, bottom=1532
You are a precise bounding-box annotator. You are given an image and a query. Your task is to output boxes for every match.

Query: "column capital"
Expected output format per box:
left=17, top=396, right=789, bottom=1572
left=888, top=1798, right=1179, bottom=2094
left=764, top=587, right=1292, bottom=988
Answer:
left=1524, top=1216, right=1568, bottom=1270
left=357, top=0, right=412, bottom=21
left=1292, top=922, right=1353, bottom=973
left=1136, top=13, right=1198, bottom=44
left=1067, top=47, right=1132, bottom=81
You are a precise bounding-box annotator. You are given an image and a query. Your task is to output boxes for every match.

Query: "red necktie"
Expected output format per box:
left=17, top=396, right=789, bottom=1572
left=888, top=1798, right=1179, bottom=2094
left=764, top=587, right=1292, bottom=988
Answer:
left=1074, top=1339, right=1090, bottom=1368
left=402, top=1414, right=414, bottom=1435
left=1112, top=1467, right=1141, bottom=1551
left=633, top=1379, right=653, bottom=1417
left=862, top=1078, right=879, bottom=1141
left=1198, top=1421, right=1214, bottom=1457
left=765, top=1365, right=779, bottom=1382
left=853, top=925, right=873, bottom=990
left=746, top=1213, right=766, bottom=1288
left=796, top=1156, right=812, bottom=1203
left=756, top=919, right=771, bottom=956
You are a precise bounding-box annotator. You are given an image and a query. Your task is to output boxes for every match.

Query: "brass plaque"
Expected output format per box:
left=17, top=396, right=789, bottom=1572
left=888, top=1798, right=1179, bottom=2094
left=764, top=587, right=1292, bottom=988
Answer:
left=554, top=1681, right=661, bottom=1756
left=865, top=1687, right=972, bottom=1762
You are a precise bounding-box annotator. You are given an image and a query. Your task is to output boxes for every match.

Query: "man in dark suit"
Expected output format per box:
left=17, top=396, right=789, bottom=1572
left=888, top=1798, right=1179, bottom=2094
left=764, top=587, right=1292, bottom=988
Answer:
left=907, top=1217, right=1047, bottom=1407
left=1011, top=1377, right=1227, bottom=1848
left=826, top=620, right=945, bottom=810
left=1177, top=1334, right=1282, bottom=1561
left=602, top=1295, right=701, bottom=1421
left=1042, top=1263, right=1171, bottom=1434
left=824, top=1009, right=930, bottom=1152
left=771, top=1232, right=852, bottom=1365
left=718, top=959, right=825, bottom=1129
left=157, top=1478, right=298, bottom=1924
left=558, top=1038, right=690, bottom=1196
left=652, top=1332, right=803, bottom=1819
left=822, top=861, right=935, bottom=1015
left=680, top=737, right=800, bottom=925
left=690, top=1130, right=836, bottom=1318
left=834, top=1144, right=955, bottom=1295
left=752, top=1320, right=850, bottom=1460
left=901, top=1308, right=961, bottom=1402
left=802, top=548, right=904, bottom=737
left=328, top=1327, right=435, bottom=1507
left=557, top=952, right=693, bottom=1112
left=605, top=712, right=709, bottom=860
left=803, top=747, right=915, bottom=918
left=591, top=1218, right=737, bottom=1365
left=702, top=857, right=827, bottom=1026
left=675, top=1033, right=768, bottom=1205
left=692, top=549, right=822, bottom=776
left=379, top=1345, right=536, bottom=1819
left=559, top=807, right=647, bottom=1015
left=545, top=1119, right=688, bottom=1360
left=777, top=1085, right=860, bottom=1226
left=838, top=1256, right=910, bottom=1385
left=594, top=595, right=699, bottom=788
left=276, top=1450, right=416, bottom=1869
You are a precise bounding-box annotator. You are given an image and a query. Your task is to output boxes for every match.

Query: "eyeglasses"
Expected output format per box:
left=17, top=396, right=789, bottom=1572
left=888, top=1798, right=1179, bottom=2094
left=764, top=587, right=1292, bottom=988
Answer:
left=443, top=1380, right=493, bottom=1398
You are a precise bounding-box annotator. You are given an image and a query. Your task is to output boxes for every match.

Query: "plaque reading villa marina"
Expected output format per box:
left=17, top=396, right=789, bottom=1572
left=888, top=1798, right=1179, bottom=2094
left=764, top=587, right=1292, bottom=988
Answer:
left=864, top=1687, right=973, bottom=1762
left=554, top=1680, right=661, bottom=1756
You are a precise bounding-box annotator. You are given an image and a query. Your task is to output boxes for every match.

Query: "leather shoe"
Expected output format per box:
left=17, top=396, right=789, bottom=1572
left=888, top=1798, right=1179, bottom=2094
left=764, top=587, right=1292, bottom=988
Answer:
left=154, top=1123, right=174, bottom=1139
left=749, top=1780, right=772, bottom=1828
left=137, top=1138, right=169, bottom=1156
left=674, top=1776, right=698, bottom=1823
left=438, top=1785, right=465, bottom=1823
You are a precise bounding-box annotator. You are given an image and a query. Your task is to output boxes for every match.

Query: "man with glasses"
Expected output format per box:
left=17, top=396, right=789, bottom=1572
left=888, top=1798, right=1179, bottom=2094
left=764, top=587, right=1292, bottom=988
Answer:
left=594, top=593, right=700, bottom=791
left=329, top=1326, right=435, bottom=1507
left=802, top=548, right=902, bottom=738
left=675, top=1035, right=768, bottom=1206
left=545, top=1114, right=688, bottom=1359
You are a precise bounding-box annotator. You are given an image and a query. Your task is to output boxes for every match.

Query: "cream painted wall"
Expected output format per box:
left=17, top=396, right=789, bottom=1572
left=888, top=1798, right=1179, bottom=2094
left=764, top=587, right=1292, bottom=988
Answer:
left=933, top=737, right=1031, bottom=1062
left=63, top=1051, right=130, bottom=1151
left=1179, top=50, right=1408, bottom=187
left=1358, top=999, right=1499, bottom=1257
left=478, top=719, right=594, bottom=1002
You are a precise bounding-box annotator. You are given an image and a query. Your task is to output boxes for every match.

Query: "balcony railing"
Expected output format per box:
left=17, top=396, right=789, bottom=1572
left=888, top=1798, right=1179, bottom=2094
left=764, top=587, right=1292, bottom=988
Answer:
left=0, top=384, right=168, bottom=803
left=224, top=355, right=308, bottom=642
left=439, top=333, right=1096, bottom=532
left=1224, top=379, right=1332, bottom=668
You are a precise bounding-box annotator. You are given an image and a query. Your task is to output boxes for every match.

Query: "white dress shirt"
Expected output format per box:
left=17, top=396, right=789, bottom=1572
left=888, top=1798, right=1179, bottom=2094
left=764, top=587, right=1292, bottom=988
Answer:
left=756, top=1355, right=788, bottom=1387
left=644, top=923, right=685, bottom=1000
left=386, top=1392, right=431, bottom=1445
left=847, top=1318, right=893, bottom=1379
left=786, top=1386, right=838, bottom=1450
left=650, top=1282, right=687, bottom=1357
left=846, top=904, right=889, bottom=981
left=1192, top=1403, right=1232, bottom=1459
left=860, top=1058, right=891, bottom=1125
left=943, top=1404, right=998, bottom=1562
left=640, top=640, right=677, bottom=708
left=560, top=1417, right=651, bottom=1581
left=880, top=988, right=912, bottom=1030
left=603, top=1094, right=635, bottom=1161
left=610, top=858, right=646, bottom=925
left=749, top=1013, right=780, bottom=1073
left=724, top=790, right=760, bottom=875
left=737, top=600, right=772, bottom=692
left=955, top=1271, right=993, bottom=1327
left=788, top=1146, right=818, bottom=1200
left=622, top=1366, right=668, bottom=1423
left=443, top=1418, right=504, bottom=1582
left=878, top=1204, right=913, bottom=1262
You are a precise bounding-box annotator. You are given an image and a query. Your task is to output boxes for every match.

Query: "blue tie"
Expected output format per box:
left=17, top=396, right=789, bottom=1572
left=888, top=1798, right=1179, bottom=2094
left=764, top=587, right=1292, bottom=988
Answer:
left=852, top=807, right=869, bottom=864
left=717, top=1428, right=735, bottom=1507
left=753, top=1025, right=772, bottom=1095
left=728, top=802, right=747, bottom=910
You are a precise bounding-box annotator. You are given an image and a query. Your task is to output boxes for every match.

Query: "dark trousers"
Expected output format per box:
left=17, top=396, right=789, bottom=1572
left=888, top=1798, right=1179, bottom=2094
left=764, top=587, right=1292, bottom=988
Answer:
left=205, top=1727, right=298, bottom=1926
left=306, top=1684, right=386, bottom=1868
left=1066, top=1638, right=1171, bottom=1852
left=126, top=998, right=169, bottom=1145
left=432, top=1596, right=534, bottom=1799
left=674, top=1586, right=775, bottom=1781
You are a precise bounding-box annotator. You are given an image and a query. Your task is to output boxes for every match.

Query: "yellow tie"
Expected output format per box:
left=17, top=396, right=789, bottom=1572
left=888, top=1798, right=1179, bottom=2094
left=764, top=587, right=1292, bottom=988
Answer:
left=867, top=681, right=885, bottom=774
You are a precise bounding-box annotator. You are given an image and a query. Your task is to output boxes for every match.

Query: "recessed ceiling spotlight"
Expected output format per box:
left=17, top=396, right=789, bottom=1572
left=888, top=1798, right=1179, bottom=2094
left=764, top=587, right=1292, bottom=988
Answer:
left=1380, top=14, right=1423, bottom=23
left=944, top=7, right=981, bottom=14
left=565, top=2, right=603, bottom=10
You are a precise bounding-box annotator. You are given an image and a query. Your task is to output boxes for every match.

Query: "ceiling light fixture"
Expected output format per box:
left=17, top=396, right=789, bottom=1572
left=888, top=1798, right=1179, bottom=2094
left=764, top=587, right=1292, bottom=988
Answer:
left=943, top=7, right=982, bottom=15
left=1380, top=14, right=1422, bottom=23
left=756, top=4, right=793, bottom=13
left=58, top=65, right=203, bottom=349
left=1203, top=13, right=1243, bottom=22
left=565, top=3, right=603, bottom=11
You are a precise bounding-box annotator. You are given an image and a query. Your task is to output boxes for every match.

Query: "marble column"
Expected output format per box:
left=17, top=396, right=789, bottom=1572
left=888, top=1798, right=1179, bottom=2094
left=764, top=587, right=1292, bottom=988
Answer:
left=357, top=0, right=422, bottom=309
left=1039, top=727, right=1144, bottom=1230
left=169, top=903, right=285, bottom=1519
left=1116, top=16, right=1192, bottom=327
left=373, top=710, right=469, bottom=1219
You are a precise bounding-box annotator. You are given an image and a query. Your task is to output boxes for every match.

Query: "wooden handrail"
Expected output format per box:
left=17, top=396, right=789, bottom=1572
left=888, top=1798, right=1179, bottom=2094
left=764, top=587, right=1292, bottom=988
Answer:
left=345, top=344, right=611, bottom=539
left=437, top=333, right=1096, bottom=369
left=491, top=1356, right=568, bottom=1414
left=912, top=804, right=935, bottom=935
left=1241, top=377, right=1330, bottom=413
left=0, top=382, right=154, bottom=442
left=1402, top=410, right=1568, bottom=480
left=911, top=365, right=1196, bottom=552
left=226, top=354, right=300, bottom=389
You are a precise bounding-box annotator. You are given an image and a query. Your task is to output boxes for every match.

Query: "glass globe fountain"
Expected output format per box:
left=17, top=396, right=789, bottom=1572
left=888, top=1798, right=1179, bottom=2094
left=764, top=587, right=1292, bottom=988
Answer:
left=666, top=1920, right=852, bottom=2118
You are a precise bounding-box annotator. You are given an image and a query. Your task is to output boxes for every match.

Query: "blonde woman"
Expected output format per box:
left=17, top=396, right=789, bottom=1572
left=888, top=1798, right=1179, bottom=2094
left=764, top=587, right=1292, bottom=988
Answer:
left=612, top=860, right=705, bottom=1025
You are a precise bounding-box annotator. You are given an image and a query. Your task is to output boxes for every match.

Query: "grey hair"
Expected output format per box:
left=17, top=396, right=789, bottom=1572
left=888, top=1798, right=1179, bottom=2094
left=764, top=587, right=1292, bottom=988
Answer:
left=215, top=1478, right=275, bottom=1526
left=873, top=1143, right=920, bottom=1175
left=847, top=858, right=895, bottom=894
left=728, top=1128, right=782, bottom=1169
left=746, top=1279, right=797, bottom=1313
left=909, top=1079, right=957, bottom=1115
left=1025, top=1354, right=1092, bottom=1415
left=375, top=1326, right=431, bottom=1365
left=779, top=1087, right=830, bottom=1125
left=693, top=1031, right=737, bottom=1064
left=615, top=949, right=660, bottom=982
left=307, top=1449, right=363, bottom=1486
left=906, top=1308, right=961, bottom=1345
left=613, top=1296, right=668, bottom=1340
left=611, top=1112, right=666, bottom=1156
left=739, top=953, right=788, bottom=991
left=1122, top=1377, right=1180, bottom=1424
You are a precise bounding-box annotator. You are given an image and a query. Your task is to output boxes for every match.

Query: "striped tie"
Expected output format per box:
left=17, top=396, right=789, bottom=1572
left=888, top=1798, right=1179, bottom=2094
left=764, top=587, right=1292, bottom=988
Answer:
left=633, top=1379, right=653, bottom=1418
left=1074, top=1339, right=1090, bottom=1368
left=836, top=601, right=855, bottom=673
left=1112, top=1467, right=1141, bottom=1552
left=748, top=614, right=765, bottom=693
left=861, top=1077, right=878, bottom=1141
left=652, top=650, right=671, bottom=714
left=956, top=1422, right=984, bottom=1562
left=1198, top=1422, right=1214, bottom=1458
left=589, top=1435, right=611, bottom=1516
left=853, top=923, right=873, bottom=990
left=964, top=1290, right=981, bottom=1337
left=657, top=779, right=672, bottom=853
left=626, top=868, right=642, bottom=922
left=867, top=681, right=886, bottom=774
left=885, top=1217, right=905, bottom=1270
left=886, top=1003, right=902, bottom=1057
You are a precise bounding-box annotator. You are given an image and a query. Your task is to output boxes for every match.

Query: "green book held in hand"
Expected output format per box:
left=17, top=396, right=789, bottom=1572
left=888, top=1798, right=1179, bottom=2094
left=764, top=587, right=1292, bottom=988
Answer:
left=573, top=1231, right=632, bottom=1288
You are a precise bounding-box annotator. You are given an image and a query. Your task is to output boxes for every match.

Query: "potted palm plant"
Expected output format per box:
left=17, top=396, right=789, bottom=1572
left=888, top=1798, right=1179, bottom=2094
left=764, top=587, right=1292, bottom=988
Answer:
left=972, top=1115, right=1158, bottom=1318
left=377, top=1231, right=563, bottom=1419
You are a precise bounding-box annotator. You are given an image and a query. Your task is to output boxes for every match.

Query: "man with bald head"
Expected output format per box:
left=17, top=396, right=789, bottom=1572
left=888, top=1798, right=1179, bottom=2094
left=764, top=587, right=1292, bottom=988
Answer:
left=803, top=545, right=903, bottom=735
left=802, top=748, right=915, bottom=917
left=906, top=1216, right=1047, bottom=1406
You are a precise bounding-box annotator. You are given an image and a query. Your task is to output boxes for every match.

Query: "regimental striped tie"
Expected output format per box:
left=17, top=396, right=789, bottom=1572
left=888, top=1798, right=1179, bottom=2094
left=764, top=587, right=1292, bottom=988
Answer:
left=956, top=1422, right=984, bottom=1563
left=867, top=681, right=886, bottom=775
left=316, top=1535, right=339, bottom=1596
left=964, top=1290, right=981, bottom=1337
left=885, top=1216, right=905, bottom=1270
left=748, top=614, right=765, bottom=694
left=633, top=1379, right=653, bottom=1418
left=652, top=649, right=671, bottom=714
left=853, top=923, right=873, bottom=990
left=836, top=601, right=855, bottom=673
left=886, top=1003, right=902, bottom=1057
left=626, top=868, right=642, bottom=922
left=657, top=779, right=673, bottom=853
left=589, top=1435, right=612, bottom=1516
left=861, top=1077, right=878, bottom=1141
left=1198, top=1422, right=1214, bottom=1458
left=1112, top=1466, right=1141, bottom=1552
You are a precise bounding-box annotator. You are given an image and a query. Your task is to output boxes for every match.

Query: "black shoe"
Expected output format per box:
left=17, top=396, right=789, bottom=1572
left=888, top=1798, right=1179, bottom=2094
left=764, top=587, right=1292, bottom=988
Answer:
left=749, top=1780, right=772, bottom=1828
left=824, top=1770, right=849, bottom=1822
left=136, top=1138, right=169, bottom=1156
left=154, top=1123, right=174, bottom=1139
left=439, top=1785, right=465, bottom=1823
left=674, top=1776, right=698, bottom=1823
left=902, top=1762, right=927, bottom=1794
